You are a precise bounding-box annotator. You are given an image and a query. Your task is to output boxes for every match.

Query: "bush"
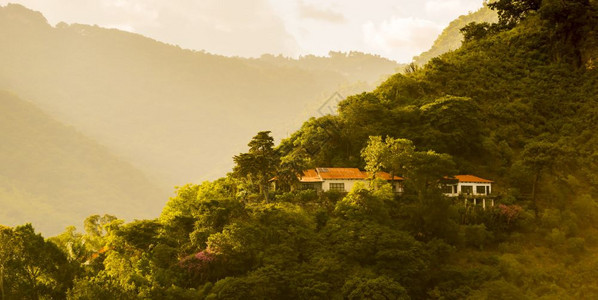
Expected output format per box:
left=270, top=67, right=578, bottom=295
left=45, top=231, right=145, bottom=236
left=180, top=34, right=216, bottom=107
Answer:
left=462, top=224, right=494, bottom=249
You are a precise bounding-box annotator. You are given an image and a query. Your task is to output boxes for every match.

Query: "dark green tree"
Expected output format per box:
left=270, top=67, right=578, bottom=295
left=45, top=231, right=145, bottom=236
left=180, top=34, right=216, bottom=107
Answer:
left=488, top=0, right=542, bottom=28
left=406, top=151, right=456, bottom=202
left=520, top=140, right=563, bottom=214
left=5, top=224, right=73, bottom=299
left=233, top=131, right=279, bottom=201
left=0, top=226, right=18, bottom=300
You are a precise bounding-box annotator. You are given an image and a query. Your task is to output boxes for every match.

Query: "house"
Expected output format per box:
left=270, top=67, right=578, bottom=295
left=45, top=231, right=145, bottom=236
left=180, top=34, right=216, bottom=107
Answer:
left=441, top=175, right=493, bottom=197
left=284, top=167, right=404, bottom=193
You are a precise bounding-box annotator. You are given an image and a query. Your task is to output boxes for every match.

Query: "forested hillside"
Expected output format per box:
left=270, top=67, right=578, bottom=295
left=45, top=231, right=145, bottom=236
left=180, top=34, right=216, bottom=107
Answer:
left=0, top=91, right=164, bottom=235
left=0, top=4, right=402, bottom=190
left=2, top=0, right=598, bottom=299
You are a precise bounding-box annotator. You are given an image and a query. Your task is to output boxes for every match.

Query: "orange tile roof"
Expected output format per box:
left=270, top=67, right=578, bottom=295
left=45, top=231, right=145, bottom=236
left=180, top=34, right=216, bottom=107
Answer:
left=372, top=171, right=404, bottom=181
left=298, top=168, right=404, bottom=182
left=299, top=169, right=323, bottom=182
left=317, top=168, right=366, bottom=179
left=454, top=175, right=493, bottom=183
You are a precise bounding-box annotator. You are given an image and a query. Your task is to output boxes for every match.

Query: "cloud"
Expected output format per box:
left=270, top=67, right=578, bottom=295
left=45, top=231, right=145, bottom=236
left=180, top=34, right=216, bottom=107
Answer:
left=0, top=0, right=299, bottom=57
left=154, top=0, right=300, bottom=56
left=362, top=16, right=444, bottom=62
left=298, top=1, right=346, bottom=23
left=0, top=0, right=485, bottom=61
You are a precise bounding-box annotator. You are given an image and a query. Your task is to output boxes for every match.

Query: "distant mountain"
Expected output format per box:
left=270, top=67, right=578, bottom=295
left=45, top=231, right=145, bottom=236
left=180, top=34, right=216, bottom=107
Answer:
left=0, top=4, right=403, bottom=190
left=413, top=4, right=497, bottom=65
left=0, top=91, right=165, bottom=235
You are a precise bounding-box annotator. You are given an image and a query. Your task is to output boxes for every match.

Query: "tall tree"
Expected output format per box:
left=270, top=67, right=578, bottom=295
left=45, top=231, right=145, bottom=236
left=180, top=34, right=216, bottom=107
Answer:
left=276, top=149, right=309, bottom=192
left=6, top=224, right=73, bottom=299
left=362, top=136, right=415, bottom=189
left=489, top=0, right=542, bottom=28
left=233, top=131, right=279, bottom=201
left=361, top=136, right=388, bottom=180
left=384, top=137, right=416, bottom=184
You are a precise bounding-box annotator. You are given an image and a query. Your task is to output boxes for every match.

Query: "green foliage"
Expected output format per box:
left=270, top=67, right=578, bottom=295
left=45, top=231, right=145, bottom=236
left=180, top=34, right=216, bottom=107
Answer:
left=4, top=1, right=598, bottom=298
left=342, top=275, right=410, bottom=300
left=362, top=136, right=415, bottom=181
left=1, top=224, right=76, bottom=299
left=233, top=131, right=279, bottom=201
left=489, top=0, right=542, bottom=29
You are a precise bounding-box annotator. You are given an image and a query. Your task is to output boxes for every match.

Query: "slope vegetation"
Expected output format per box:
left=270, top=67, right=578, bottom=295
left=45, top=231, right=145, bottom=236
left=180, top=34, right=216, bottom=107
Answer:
left=2, top=1, right=598, bottom=299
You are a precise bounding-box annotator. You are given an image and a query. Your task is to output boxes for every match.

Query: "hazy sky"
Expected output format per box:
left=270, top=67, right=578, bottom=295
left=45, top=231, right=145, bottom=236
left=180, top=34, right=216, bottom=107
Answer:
left=1, top=0, right=484, bottom=62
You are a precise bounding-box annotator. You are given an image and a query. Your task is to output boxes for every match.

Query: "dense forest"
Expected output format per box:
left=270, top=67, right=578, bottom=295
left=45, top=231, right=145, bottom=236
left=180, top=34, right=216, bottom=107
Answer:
left=2, top=0, right=598, bottom=299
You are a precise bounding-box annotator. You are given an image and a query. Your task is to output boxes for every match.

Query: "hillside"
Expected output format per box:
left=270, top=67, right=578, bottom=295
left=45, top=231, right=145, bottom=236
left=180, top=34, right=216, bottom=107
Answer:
left=413, top=3, right=498, bottom=65
left=0, top=91, right=165, bottom=235
left=0, top=4, right=402, bottom=190
left=2, top=1, right=598, bottom=299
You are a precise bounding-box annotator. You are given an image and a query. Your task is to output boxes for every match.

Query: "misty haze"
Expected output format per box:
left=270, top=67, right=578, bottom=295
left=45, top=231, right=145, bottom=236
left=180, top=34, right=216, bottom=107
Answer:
left=1, top=0, right=598, bottom=299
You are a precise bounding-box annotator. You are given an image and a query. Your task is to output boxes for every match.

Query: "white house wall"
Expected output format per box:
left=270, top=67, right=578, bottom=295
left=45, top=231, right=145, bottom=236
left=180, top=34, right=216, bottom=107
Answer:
left=320, top=179, right=403, bottom=192
left=322, top=179, right=364, bottom=192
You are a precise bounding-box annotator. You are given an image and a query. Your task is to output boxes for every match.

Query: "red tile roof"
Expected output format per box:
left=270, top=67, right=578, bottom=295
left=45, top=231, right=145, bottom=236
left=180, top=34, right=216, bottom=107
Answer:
left=298, top=168, right=403, bottom=182
left=454, top=175, right=493, bottom=183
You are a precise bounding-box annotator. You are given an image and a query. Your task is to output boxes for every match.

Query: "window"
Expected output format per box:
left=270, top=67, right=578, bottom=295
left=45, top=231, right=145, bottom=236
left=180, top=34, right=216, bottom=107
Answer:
left=476, top=186, right=486, bottom=194
left=329, top=183, right=345, bottom=192
left=442, top=185, right=454, bottom=194
left=302, top=183, right=316, bottom=190
left=475, top=185, right=486, bottom=194
left=461, top=185, right=473, bottom=194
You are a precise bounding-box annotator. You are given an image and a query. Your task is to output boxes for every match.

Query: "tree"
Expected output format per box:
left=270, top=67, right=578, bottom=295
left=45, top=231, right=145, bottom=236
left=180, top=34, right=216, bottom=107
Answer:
left=520, top=140, right=563, bottom=214
left=361, top=136, right=388, bottom=180
left=488, top=0, right=542, bottom=29
left=83, top=214, right=118, bottom=250
left=384, top=138, right=416, bottom=186
left=6, top=224, right=73, bottom=299
left=419, top=96, right=483, bottom=157
left=276, top=149, right=309, bottom=192
left=0, top=226, right=18, bottom=300
left=539, top=0, right=593, bottom=66
left=49, top=226, right=87, bottom=263
left=342, top=275, right=410, bottom=300
left=233, top=131, right=279, bottom=201
left=460, top=22, right=493, bottom=42
left=405, top=151, right=456, bottom=202
left=362, top=136, right=415, bottom=190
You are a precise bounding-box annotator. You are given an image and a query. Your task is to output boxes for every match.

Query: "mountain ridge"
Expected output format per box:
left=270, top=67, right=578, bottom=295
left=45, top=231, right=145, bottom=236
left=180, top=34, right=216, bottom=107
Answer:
left=0, top=3, right=403, bottom=189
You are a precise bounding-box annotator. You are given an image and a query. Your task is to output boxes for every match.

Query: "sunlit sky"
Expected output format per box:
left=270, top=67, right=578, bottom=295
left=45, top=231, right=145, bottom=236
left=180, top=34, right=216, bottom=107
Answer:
left=1, top=0, right=484, bottom=62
